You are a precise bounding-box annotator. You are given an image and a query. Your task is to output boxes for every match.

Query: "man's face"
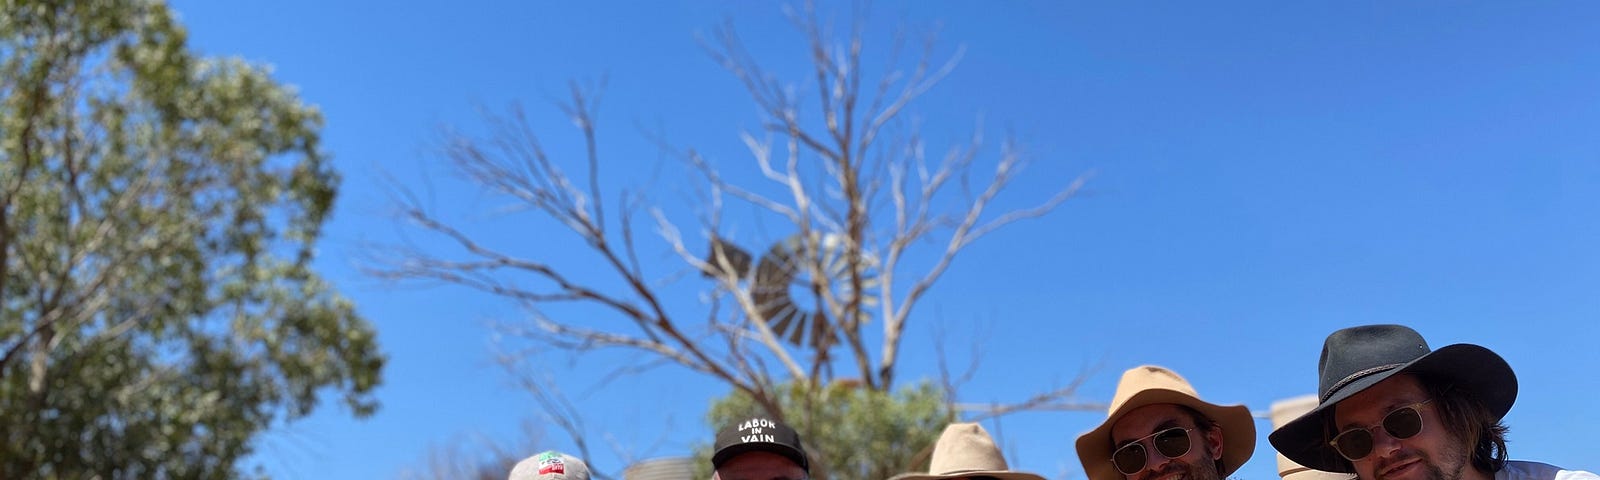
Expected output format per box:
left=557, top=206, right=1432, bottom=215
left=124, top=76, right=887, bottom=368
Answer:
left=1109, top=404, right=1224, bottom=480
left=713, top=451, right=806, bottom=480
left=1331, top=374, right=1471, bottom=480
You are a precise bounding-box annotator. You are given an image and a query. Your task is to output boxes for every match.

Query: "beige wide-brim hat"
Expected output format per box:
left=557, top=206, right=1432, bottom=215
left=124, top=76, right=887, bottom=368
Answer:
left=1075, top=366, right=1255, bottom=480
left=889, top=423, right=1046, bottom=480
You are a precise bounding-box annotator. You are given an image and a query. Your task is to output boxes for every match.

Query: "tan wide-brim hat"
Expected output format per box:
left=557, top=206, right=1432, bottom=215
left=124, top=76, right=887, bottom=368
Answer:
left=889, top=423, right=1046, bottom=480
left=1075, top=366, right=1255, bottom=480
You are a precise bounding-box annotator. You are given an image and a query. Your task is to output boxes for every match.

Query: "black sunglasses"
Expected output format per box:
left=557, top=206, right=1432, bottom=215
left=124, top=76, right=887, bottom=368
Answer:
left=1328, top=399, right=1433, bottom=461
left=1111, top=427, right=1194, bottom=475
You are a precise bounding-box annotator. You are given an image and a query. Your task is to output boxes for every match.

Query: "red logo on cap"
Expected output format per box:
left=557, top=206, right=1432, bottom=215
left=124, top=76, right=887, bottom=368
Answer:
left=540, top=459, right=565, bottom=475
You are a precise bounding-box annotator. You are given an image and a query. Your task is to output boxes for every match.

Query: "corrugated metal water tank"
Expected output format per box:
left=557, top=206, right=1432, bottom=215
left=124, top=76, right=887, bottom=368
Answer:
left=624, top=457, right=695, bottom=480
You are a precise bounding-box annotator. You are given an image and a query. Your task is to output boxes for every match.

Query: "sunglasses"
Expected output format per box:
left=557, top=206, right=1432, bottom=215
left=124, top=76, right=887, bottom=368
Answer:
left=1111, top=427, right=1194, bottom=475
left=1328, top=399, right=1434, bottom=461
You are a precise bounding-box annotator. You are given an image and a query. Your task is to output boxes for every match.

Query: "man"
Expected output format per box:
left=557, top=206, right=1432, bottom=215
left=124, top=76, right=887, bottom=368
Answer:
left=890, top=422, right=1045, bottom=480
left=508, top=450, right=591, bottom=480
left=1269, top=324, right=1597, bottom=480
left=711, top=416, right=809, bottom=480
left=1077, top=365, right=1256, bottom=480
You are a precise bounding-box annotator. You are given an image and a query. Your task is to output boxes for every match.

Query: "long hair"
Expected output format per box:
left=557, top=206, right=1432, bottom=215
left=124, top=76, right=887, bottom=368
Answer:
left=1177, top=405, right=1227, bottom=476
left=1415, top=371, right=1510, bottom=473
left=1321, top=372, right=1510, bottom=474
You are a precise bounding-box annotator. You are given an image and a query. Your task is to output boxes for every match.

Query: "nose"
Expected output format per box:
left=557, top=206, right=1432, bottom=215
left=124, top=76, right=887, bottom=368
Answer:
left=1143, top=444, right=1174, bottom=474
left=1368, top=426, right=1404, bottom=459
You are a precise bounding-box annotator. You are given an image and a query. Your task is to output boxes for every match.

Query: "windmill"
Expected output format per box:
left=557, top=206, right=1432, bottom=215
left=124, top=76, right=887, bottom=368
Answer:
left=702, top=233, right=879, bottom=350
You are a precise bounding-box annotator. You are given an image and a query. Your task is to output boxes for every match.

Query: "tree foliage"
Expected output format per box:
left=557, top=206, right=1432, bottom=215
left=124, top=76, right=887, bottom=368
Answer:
left=0, top=0, right=384, bottom=477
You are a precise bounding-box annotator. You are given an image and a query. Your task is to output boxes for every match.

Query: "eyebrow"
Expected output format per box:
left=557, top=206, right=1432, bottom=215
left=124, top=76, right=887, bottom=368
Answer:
left=1337, top=398, right=1423, bottom=430
left=1115, top=420, right=1186, bottom=447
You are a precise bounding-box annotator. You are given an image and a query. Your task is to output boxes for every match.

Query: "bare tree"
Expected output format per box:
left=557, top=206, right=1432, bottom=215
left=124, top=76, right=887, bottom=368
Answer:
left=373, top=3, right=1095, bottom=478
left=397, top=421, right=544, bottom=480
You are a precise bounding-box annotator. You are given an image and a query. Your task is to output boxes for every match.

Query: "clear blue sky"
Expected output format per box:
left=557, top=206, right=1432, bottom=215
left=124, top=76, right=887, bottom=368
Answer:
left=167, top=1, right=1600, bottom=479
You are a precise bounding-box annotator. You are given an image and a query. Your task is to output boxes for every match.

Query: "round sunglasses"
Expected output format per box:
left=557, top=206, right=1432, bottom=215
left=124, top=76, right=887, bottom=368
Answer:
left=1111, top=427, right=1195, bottom=475
left=1328, top=399, right=1434, bottom=461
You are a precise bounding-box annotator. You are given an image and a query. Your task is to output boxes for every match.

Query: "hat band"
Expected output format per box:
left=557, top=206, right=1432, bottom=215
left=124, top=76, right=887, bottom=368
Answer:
left=1321, top=363, right=1402, bottom=402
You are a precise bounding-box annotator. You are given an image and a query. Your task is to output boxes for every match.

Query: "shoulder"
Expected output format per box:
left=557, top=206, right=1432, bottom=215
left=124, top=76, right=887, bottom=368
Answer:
left=1498, top=461, right=1600, bottom=480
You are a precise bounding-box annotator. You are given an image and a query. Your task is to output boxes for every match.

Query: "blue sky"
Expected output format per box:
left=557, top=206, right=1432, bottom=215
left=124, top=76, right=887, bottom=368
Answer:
left=167, top=2, right=1600, bottom=479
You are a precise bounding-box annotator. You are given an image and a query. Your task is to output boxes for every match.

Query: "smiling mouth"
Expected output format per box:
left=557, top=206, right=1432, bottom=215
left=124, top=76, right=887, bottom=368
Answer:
left=1379, top=458, right=1420, bottom=479
left=1137, top=466, right=1185, bottom=480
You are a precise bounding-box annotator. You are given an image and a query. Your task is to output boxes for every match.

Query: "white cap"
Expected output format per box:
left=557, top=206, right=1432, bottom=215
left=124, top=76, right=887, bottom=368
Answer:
left=510, top=451, right=592, bottom=480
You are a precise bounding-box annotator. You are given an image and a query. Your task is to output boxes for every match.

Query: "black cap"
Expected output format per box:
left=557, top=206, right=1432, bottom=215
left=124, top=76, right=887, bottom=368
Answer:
left=711, top=417, right=809, bottom=472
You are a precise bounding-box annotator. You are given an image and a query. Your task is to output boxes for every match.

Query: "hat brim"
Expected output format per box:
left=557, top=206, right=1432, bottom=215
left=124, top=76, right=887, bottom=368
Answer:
left=1075, top=389, right=1255, bottom=480
left=888, top=470, right=1046, bottom=480
left=1268, top=343, right=1516, bottom=473
left=711, top=442, right=808, bottom=472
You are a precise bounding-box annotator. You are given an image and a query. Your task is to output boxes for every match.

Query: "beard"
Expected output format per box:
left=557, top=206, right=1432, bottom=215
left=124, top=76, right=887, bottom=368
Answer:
left=1133, top=451, right=1223, bottom=480
left=1370, top=443, right=1470, bottom=480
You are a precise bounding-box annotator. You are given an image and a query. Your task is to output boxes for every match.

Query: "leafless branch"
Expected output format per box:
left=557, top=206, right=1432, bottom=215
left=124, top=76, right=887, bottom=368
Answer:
left=653, top=209, right=807, bottom=381
left=960, top=363, right=1107, bottom=423
left=382, top=4, right=1096, bottom=475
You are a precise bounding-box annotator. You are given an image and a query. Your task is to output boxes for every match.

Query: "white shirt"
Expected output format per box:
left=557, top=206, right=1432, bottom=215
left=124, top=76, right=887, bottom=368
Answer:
left=1497, top=461, right=1599, bottom=480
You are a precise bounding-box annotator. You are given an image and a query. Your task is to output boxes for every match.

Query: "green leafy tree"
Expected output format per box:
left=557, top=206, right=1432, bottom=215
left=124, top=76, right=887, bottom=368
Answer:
left=0, top=1, right=384, bottom=477
left=700, top=381, right=953, bottom=480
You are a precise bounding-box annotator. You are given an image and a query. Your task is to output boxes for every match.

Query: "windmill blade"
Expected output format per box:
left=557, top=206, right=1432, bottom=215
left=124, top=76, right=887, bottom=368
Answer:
left=702, top=237, right=753, bottom=278
left=815, top=233, right=883, bottom=320
left=808, top=311, right=834, bottom=349
left=750, top=234, right=817, bottom=347
left=738, top=233, right=880, bottom=349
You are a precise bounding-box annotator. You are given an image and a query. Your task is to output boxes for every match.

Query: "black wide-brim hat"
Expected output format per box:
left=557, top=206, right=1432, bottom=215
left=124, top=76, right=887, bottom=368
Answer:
left=1268, top=324, right=1517, bottom=473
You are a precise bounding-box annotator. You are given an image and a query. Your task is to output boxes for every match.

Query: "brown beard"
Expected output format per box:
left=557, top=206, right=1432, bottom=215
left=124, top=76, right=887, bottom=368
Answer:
left=1133, top=450, right=1222, bottom=480
left=1370, top=443, right=1470, bottom=480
